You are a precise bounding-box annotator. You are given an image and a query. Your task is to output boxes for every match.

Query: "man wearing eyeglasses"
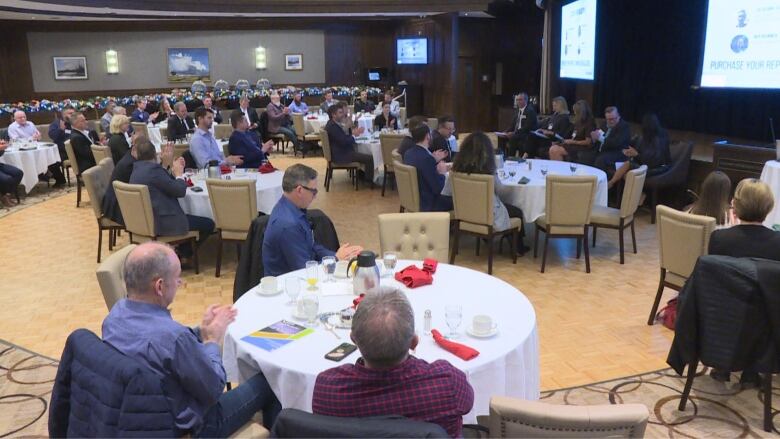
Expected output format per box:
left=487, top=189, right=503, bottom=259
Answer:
left=591, top=106, right=631, bottom=173
left=263, top=164, right=363, bottom=276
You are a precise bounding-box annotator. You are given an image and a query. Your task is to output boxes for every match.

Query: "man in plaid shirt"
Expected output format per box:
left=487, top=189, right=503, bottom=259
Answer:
left=312, top=288, right=474, bottom=437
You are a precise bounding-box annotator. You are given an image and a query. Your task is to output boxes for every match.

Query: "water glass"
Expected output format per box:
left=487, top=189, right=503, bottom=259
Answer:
left=322, top=256, right=337, bottom=282
left=445, top=305, right=462, bottom=339
left=570, top=163, right=578, bottom=174
left=540, top=165, right=548, bottom=176
left=383, top=252, right=398, bottom=276
left=305, top=260, right=319, bottom=291
left=285, top=277, right=300, bottom=306
left=301, top=294, right=320, bottom=327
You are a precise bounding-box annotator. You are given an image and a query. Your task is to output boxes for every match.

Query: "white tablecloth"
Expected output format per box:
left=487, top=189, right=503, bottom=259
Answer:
left=179, top=170, right=283, bottom=218
left=223, top=261, right=540, bottom=423
left=356, top=138, right=384, bottom=184
left=0, top=143, right=61, bottom=193
left=760, top=160, right=780, bottom=228
left=147, top=121, right=167, bottom=150
left=497, top=159, right=609, bottom=222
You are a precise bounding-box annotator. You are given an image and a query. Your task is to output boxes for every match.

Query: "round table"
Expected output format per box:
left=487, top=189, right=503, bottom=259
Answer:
left=497, top=159, right=609, bottom=222
left=303, top=115, right=330, bottom=134
left=179, top=170, right=284, bottom=218
left=355, top=137, right=384, bottom=185
left=0, top=142, right=61, bottom=193
left=760, top=160, right=780, bottom=229
left=222, top=260, right=540, bottom=423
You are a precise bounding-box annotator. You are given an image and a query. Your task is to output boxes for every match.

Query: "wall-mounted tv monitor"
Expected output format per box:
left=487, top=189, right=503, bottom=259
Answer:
left=559, top=0, right=597, bottom=80
left=367, top=67, right=388, bottom=82
left=397, top=38, right=428, bottom=65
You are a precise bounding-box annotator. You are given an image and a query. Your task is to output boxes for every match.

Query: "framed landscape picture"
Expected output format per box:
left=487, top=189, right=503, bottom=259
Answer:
left=167, top=48, right=210, bottom=83
left=53, top=56, right=88, bottom=80
left=285, top=54, right=303, bottom=71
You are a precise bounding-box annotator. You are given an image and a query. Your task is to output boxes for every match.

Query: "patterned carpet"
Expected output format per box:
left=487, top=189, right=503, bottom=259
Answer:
left=0, top=339, right=56, bottom=438
left=0, top=183, right=75, bottom=219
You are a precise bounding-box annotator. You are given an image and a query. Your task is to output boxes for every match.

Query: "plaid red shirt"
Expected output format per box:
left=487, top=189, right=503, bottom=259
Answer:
left=312, top=356, right=474, bottom=437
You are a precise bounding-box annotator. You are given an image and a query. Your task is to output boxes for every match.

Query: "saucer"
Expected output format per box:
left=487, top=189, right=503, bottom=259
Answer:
left=466, top=326, right=498, bottom=338
left=256, top=285, right=283, bottom=297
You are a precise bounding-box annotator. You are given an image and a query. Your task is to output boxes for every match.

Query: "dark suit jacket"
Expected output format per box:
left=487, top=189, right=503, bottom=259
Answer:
left=153, top=111, right=174, bottom=125
left=108, top=133, right=130, bottom=164
left=430, top=130, right=452, bottom=161
left=403, top=145, right=448, bottom=212
left=709, top=225, right=780, bottom=261
left=166, top=115, right=195, bottom=141
left=397, top=136, right=416, bottom=157
left=507, top=106, right=539, bottom=136
left=354, top=100, right=376, bottom=114
left=325, top=119, right=358, bottom=164
left=70, top=129, right=99, bottom=173
left=48, top=120, right=71, bottom=157
left=228, top=130, right=267, bottom=169
left=374, top=114, right=398, bottom=131
left=598, top=119, right=631, bottom=153
left=207, top=107, right=223, bottom=124
left=129, top=160, right=189, bottom=237
left=542, top=113, right=574, bottom=138
left=240, top=107, right=261, bottom=132
left=102, top=152, right=136, bottom=225
left=633, top=131, right=671, bottom=170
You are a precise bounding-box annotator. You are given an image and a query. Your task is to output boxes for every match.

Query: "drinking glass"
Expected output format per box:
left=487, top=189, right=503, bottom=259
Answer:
left=540, top=165, right=548, bottom=177
left=383, top=252, right=398, bottom=277
left=305, top=260, right=319, bottom=291
left=301, top=293, right=320, bottom=327
left=445, top=305, right=462, bottom=339
left=322, top=256, right=337, bottom=282
left=285, top=277, right=300, bottom=306
left=570, top=163, right=578, bottom=174
left=185, top=168, right=196, bottom=178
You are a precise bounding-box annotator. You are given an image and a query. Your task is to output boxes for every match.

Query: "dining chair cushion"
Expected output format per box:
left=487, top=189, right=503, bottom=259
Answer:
left=96, top=244, right=137, bottom=311
left=378, top=212, right=450, bottom=261
left=656, top=205, right=715, bottom=281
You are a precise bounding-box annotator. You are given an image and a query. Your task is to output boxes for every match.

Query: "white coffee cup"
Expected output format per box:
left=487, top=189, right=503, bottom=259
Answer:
left=472, top=315, right=497, bottom=335
left=260, top=276, right=277, bottom=294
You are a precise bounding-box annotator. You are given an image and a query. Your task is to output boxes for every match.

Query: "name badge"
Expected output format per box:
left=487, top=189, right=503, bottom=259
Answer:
left=571, top=131, right=576, bottom=138
left=548, top=124, right=553, bottom=130
left=65, top=129, right=71, bottom=134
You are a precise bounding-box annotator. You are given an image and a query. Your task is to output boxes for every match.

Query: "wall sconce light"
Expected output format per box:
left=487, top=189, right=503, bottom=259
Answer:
left=105, top=49, right=119, bottom=74
left=255, top=46, right=267, bottom=69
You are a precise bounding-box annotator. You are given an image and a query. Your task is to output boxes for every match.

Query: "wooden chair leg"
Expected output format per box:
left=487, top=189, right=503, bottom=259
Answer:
left=592, top=226, right=598, bottom=247
left=763, top=373, right=773, bottom=432
left=108, top=229, right=114, bottom=250
left=511, top=229, right=518, bottom=264
left=236, top=242, right=242, bottom=261
left=647, top=269, right=667, bottom=325
left=97, top=228, right=103, bottom=263
left=76, top=178, right=82, bottom=207
left=450, top=222, right=460, bottom=264
left=631, top=221, right=637, bottom=253
left=619, top=224, right=625, bottom=265
left=215, top=234, right=223, bottom=278
left=576, top=236, right=582, bottom=259
left=381, top=166, right=387, bottom=197
left=487, top=234, right=494, bottom=275
left=475, top=236, right=480, bottom=256
left=533, top=227, right=540, bottom=258
left=540, top=234, right=549, bottom=273
left=678, top=361, right=698, bottom=411
left=584, top=226, right=591, bottom=273
left=650, top=188, right=658, bottom=224
left=192, top=239, right=200, bottom=274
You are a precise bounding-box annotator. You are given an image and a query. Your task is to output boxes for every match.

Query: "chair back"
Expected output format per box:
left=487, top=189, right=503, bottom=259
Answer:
left=450, top=172, right=494, bottom=227
left=205, top=179, right=257, bottom=240
left=656, top=205, right=715, bottom=286
left=393, top=160, right=420, bottom=212
left=91, top=144, right=111, bottom=163
left=380, top=134, right=405, bottom=173
left=426, top=117, right=438, bottom=131
left=391, top=148, right=402, bottom=163
left=96, top=244, right=137, bottom=310
left=181, top=149, right=197, bottom=169
left=270, top=408, right=448, bottom=438
left=319, top=128, right=333, bottom=162
left=82, top=158, right=113, bottom=221
left=214, top=123, right=233, bottom=140
left=544, top=175, right=597, bottom=234
left=113, top=181, right=156, bottom=239
left=130, top=122, right=148, bottom=138
left=378, top=212, right=450, bottom=261
left=173, top=143, right=189, bottom=161
left=619, top=165, right=648, bottom=218
left=87, top=119, right=101, bottom=134
left=488, top=396, right=648, bottom=438
left=221, top=142, right=230, bottom=158
left=646, top=141, right=693, bottom=188
left=292, top=113, right=306, bottom=139
left=258, top=111, right=271, bottom=141
left=64, top=140, right=81, bottom=175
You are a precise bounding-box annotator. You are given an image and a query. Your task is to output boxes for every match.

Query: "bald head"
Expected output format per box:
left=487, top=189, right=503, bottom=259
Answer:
left=13, top=111, right=27, bottom=125
left=124, top=243, right=180, bottom=305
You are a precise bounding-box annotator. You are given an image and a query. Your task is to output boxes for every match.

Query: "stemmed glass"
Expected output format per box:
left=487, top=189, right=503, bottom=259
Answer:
left=301, top=293, right=320, bottom=327
left=322, top=256, right=337, bottom=282
left=305, top=261, right=319, bottom=291
left=445, top=305, right=462, bottom=339
left=285, top=277, right=300, bottom=306
left=570, top=162, right=578, bottom=174
left=382, top=252, right=397, bottom=277
left=540, top=165, right=548, bottom=177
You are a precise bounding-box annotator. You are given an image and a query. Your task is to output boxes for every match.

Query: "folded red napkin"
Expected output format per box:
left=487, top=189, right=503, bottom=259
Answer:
left=258, top=162, right=276, bottom=174
left=185, top=178, right=194, bottom=187
left=352, top=293, right=366, bottom=309
left=220, top=164, right=231, bottom=175
left=432, top=329, right=480, bottom=361
left=422, top=258, right=438, bottom=274
left=306, top=116, right=317, bottom=120
left=394, top=265, right=433, bottom=288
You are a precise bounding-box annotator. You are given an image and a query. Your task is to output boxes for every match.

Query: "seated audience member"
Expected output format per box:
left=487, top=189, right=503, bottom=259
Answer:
left=688, top=171, right=733, bottom=228
left=430, top=115, right=456, bottom=162
left=238, top=95, right=260, bottom=132
left=353, top=90, right=375, bottom=114
left=129, top=137, right=214, bottom=259
left=100, top=101, right=117, bottom=133
left=403, top=124, right=452, bottom=212
left=266, top=92, right=300, bottom=151
left=288, top=91, right=309, bottom=114
left=549, top=99, right=596, bottom=164
left=189, top=107, right=244, bottom=169
left=504, top=92, right=539, bottom=158
left=167, top=102, right=195, bottom=141
left=313, top=288, right=474, bottom=437
left=373, top=90, right=400, bottom=118
left=591, top=106, right=631, bottom=173
left=263, top=164, right=362, bottom=276
left=0, top=139, right=23, bottom=207
left=373, top=103, right=398, bottom=131
left=608, top=113, right=671, bottom=188
left=102, top=242, right=281, bottom=436
left=131, top=98, right=159, bottom=124
left=49, top=107, right=76, bottom=159
left=228, top=110, right=274, bottom=169
left=201, top=96, right=222, bottom=124
left=397, top=116, right=428, bottom=157
left=152, top=98, right=176, bottom=125
left=531, top=96, right=573, bottom=157
left=102, top=135, right=143, bottom=225
left=69, top=111, right=102, bottom=173
left=325, top=104, right=374, bottom=183
left=8, top=110, right=41, bottom=141
left=108, top=114, right=133, bottom=164
left=319, top=90, right=339, bottom=113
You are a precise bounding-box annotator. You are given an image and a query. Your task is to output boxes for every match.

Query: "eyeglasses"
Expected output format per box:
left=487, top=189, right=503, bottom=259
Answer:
left=300, top=185, right=319, bottom=196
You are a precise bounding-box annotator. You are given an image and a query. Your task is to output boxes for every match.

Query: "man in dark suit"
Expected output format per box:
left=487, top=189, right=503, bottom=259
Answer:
left=238, top=95, right=260, bottom=134
left=430, top=115, right=456, bottom=162
left=202, top=96, right=222, bottom=124
left=397, top=116, right=427, bottom=157
left=403, top=125, right=452, bottom=212
left=130, top=98, right=158, bottom=124
left=69, top=111, right=101, bottom=173
left=505, top=92, right=538, bottom=157
left=353, top=90, right=375, bottom=114
left=166, top=102, right=195, bottom=141
left=325, top=103, right=374, bottom=183
left=591, top=106, right=632, bottom=173
left=49, top=107, right=76, bottom=159
left=228, top=110, right=274, bottom=169
left=129, top=138, right=214, bottom=259
left=102, top=135, right=141, bottom=225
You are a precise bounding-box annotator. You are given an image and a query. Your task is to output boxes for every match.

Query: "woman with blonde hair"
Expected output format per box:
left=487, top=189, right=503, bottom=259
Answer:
left=108, top=114, right=132, bottom=164
left=548, top=99, right=596, bottom=163
left=531, top=96, right=573, bottom=158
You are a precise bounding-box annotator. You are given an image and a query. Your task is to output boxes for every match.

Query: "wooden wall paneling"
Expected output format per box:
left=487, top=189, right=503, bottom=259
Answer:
left=0, top=23, right=35, bottom=101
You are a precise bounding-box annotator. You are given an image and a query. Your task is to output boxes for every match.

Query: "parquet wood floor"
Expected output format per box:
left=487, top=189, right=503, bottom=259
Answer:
left=0, top=154, right=676, bottom=391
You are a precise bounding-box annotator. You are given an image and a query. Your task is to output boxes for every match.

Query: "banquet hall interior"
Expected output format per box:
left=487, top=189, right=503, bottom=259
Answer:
left=1, top=0, right=780, bottom=437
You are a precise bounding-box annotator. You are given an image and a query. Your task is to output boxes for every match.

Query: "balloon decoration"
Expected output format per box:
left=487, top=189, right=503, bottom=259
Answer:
left=190, top=80, right=207, bottom=93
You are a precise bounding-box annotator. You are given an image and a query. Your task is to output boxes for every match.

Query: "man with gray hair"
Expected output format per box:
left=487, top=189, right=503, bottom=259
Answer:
left=100, top=101, right=117, bottom=133
left=312, top=288, right=474, bottom=437
left=7, top=110, right=41, bottom=140
left=262, top=163, right=362, bottom=276
left=167, top=101, right=195, bottom=141
left=102, top=242, right=281, bottom=436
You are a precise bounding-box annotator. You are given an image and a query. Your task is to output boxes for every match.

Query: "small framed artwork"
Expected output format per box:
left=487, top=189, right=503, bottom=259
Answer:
left=53, top=56, right=88, bottom=80
left=167, top=48, right=211, bottom=83
left=285, top=54, right=303, bottom=71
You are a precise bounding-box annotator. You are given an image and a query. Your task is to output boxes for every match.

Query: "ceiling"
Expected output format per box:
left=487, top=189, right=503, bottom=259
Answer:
left=0, top=0, right=496, bottom=20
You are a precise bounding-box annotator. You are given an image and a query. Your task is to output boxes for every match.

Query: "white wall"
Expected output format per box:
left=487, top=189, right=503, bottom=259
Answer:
left=27, top=30, right=326, bottom=92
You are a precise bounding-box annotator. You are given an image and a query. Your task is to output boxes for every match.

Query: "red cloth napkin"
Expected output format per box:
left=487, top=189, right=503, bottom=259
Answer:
left=431, top=329, right=480, bottom=361
left=352, top=293, right=366, bottom=309
left=259, top=162, right=276, bottom=174
left=185, top=178, right=194, bottom=187
left=220, top=164, right=231, bottom=175
left=422, top=258, right=438, bottom=274
left=394, top=265, right=433, bottom=288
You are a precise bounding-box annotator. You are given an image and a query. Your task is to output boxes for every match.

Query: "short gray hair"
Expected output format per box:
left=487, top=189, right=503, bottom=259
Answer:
left=351, top=287, right=415, bottom=368
left=174, top=101, right=187, bottom=111
left=124, top=243, right=175, bottom=295
left=113, top=106, right=125, bottom=115
left=282, top=164, right=318, bottom=192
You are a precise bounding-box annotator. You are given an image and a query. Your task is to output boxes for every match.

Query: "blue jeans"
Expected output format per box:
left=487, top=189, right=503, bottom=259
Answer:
left=195, top=373, right=282, bottom=437
left=273, top=126, right=300, bottom=149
